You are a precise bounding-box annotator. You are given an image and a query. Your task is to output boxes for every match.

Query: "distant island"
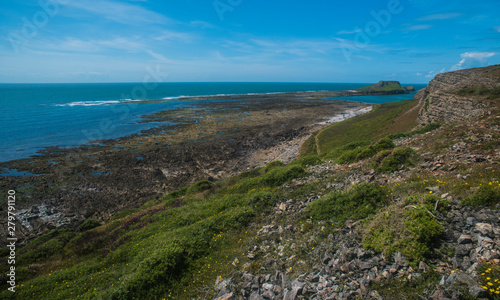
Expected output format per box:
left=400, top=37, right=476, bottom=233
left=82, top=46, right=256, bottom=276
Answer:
left=357, top=80, right=415, bottom=94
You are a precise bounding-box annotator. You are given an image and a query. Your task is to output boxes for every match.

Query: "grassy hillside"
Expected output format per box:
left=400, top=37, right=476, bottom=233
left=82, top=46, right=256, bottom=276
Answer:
left=301, top=99, right=419, bottom=157
left=0, top=163, right=315, bottom=299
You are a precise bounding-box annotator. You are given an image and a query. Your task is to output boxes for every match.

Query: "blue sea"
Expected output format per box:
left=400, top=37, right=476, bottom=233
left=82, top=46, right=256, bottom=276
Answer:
left=0, top=82, right=426, bottom=162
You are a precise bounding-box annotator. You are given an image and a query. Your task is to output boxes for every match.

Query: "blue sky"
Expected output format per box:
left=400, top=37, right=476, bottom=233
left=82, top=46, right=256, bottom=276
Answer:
left=0, top=0, right=499, bottom=83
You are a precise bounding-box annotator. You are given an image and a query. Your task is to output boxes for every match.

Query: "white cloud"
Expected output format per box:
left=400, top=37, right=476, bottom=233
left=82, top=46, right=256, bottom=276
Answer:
left=418, top=13, right=461, bottom=21
left=65, top=0, right=170, bottom=25
left=39, top=37, right=145, bottom=53
left=154, top=31, right=193, bottom=42
left=190, top=21, right=216, bottom=29
left=416, top=72, right=423, bottom=76
left=451, top=51, right=497, bottom=71
left=405, top=25, right=432, bottom=31
left=425, top=68, right=446, bottom=79
left=337, top=28, right=362, bottom=35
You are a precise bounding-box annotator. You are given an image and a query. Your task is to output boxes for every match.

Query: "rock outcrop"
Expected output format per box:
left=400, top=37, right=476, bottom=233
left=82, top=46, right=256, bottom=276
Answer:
left=417, top=65, right=500, bottom=124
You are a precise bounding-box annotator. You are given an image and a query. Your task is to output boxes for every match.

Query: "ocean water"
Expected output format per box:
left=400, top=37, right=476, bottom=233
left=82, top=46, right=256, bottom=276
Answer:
left=0, top=82, right=426, bottom=162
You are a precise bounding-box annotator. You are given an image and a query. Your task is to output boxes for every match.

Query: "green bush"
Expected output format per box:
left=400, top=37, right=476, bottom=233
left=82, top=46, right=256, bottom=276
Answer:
left=336, top=147, right=363, bottom=164
left=124, top=241, right=186, bottom=298
left=294, top=155, right=322, bottom=167
left=363, top=205, right=444, bottom=262
left=261, top=165, right=306, bottom=187
left=375, top=137, right=396, bottom=150
left=461, top=186, right=500, bottom=208
left=356, top=145, right=378, bottom=161
left=186, top=180, right=214, bottom=194
left=375, top=148, right=417, bottom=173
left=332, top=138, right=395, bottom=164
left=78, top=218, right=101, bottom=232
left=264, top=160, right=285, bottom=172
left=18, top=229, right=76, bottom=264
left=325, top=140, right=371, bottom=160
left=111, top=208, right=140, bottom=220
left=307, top=183, right=389, bottom=223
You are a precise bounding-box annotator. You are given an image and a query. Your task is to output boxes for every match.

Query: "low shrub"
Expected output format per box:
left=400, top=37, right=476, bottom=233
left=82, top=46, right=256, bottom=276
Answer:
left=293, top=155, right=322, bottom=167
left=186, top=180, right=214, bottom=194
left=331, top=138, right=395, bottom=164
left=261, top=165, right=306, bottom=187
left=111, top=208, right=140, bottom=220
left=307, top=183, right=389, bottom=223
left=461, top=185, right=500, bottom=208
left=375, top=147, right=417, bottom=173
left=78, top=218, right=101, bottom=232
left=363, top=201, right=444, bottom=262
left=325, top=140, right=371, bottom=160
left=264, top=161, right=285, bottom=172
left=18, top=229, right=76, bottom=264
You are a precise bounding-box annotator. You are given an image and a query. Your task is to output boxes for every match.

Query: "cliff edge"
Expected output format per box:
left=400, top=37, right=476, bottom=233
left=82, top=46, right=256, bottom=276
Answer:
left=417, top=65, right=500, bottom=124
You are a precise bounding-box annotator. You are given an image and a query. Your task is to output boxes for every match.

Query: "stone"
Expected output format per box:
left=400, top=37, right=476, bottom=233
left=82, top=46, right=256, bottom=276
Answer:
left=419, top=261, right=430, bottom=272
left=292, top=279, right=305, bottom=292
left=446, top=273, right=476, bottom=286
left=457, top=234, right=473, bottom=244
left=261, top=290, right=275, bottom=299
left=475, top=223, right=493, bottom=236
left=249, top=291, right=264, bottom=300
left=456, top=244, right=473, bottom=257
left=215, top=293, right=234, bottom=300
left=466, top=217, right=477, bottom=226
left=340, top=263, right=350, bottom=273
left=283, top=288, right=298, bottom=300
left=469, top=286, right=489, bottom=298
left=281, top=273, right=291, bottom=289
left=393, top=252, right=408, bottom=266
left=243, top=273, right=254, bottom=282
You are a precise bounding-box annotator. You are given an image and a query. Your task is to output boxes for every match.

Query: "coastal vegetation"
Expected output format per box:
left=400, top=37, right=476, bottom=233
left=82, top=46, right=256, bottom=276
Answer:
left=1, top=67, right=500, bottom=299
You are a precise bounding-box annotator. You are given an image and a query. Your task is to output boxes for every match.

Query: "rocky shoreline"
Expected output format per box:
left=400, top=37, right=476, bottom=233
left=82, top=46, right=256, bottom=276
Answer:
left=0, top=92, right=379, bottom=247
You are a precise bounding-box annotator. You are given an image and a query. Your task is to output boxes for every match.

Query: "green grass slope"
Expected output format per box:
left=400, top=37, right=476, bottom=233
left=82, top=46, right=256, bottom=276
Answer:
left=301, top=99, right=419, bottom=157
left=0, top=164, right=307, bottom=299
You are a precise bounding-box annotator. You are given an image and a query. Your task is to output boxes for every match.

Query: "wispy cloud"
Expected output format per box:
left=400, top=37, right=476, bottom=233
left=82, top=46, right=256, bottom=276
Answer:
left=425, top=68, right=446, bottom=79
left=223, top=38, right=345, bottom=57
left=405, top=24, right=432, bottom=31
left=451, top=51, right=497, bottom=70
left=154, top=30, right=194, bottom=42
left=337, top=29, right=362, bottom=35
left=494, top=26, right=500, bottom=33
left=418, top=13, right=461, bottom=21
left=28, top=37, right=145, bottom=53
left=190, top=21, right=216, bottom=29
left=65, top=0, right=170, bottom=25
